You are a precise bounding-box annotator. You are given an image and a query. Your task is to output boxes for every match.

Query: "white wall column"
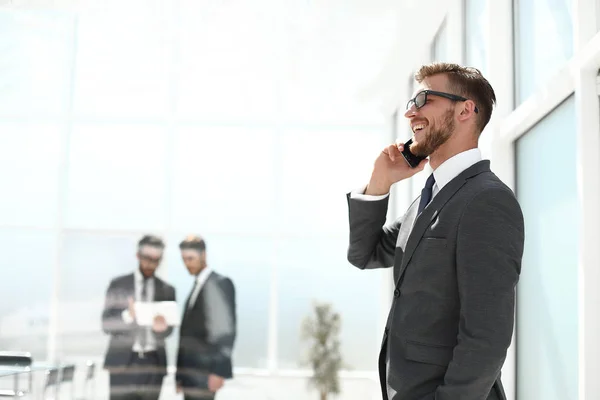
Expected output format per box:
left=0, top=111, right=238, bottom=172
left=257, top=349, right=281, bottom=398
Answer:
left=574, top=0, right=599, bottom=52
left=484, top=1, right=516, bottom=399
left=573, top=1, right=600, bottom=397
left=575, top=65, right=600, bottom=400
left=484, top=0, right=514, bottom=166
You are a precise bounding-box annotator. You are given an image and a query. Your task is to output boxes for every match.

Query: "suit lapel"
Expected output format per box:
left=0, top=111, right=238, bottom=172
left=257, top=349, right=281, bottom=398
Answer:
left=394, top=160, right=491, bottom=288
left=125, top=273, right=135, bottom=294
left=185, top=271, right=213, bottom=314
left=153, top=278, right=162, bottom=301
left=127, top=272, right=163, bottom=300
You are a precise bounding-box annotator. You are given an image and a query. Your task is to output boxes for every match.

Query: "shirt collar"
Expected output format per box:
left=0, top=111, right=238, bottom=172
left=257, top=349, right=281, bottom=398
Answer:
left=195, top=266, right=212, bottom=283
left=432, top=148, right=482, bottom=192
left=134, top=268, right=154, bottom=282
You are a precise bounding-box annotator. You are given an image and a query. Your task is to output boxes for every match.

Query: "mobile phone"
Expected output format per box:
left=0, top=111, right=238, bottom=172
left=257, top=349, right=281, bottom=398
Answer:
left=400, top=138, right=426, bottom=168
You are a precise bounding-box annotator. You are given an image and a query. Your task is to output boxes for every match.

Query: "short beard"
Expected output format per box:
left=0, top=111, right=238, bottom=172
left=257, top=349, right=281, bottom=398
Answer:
left=410, top=108, right=455, bottom=157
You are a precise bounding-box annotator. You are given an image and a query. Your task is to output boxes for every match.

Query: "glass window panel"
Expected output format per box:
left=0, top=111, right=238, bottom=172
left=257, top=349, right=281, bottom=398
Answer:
left=163, top=233, right=271, bottom=368
left=278, top=127, right=387, bottom=235
left=276, top=237, right=381, bottom=370
left=514, top=0, right=573, bottom=104
left=465, top=0, right=488, bottom=75
left=276, top=3, right=394, bottom=126
left=170, top=126, right=276, bottom=235
left=0, top=123, right=62, bottom=227
left=0, top=228, right=56, bottom=361
left=73, top=2, right=171, bottom=118
left=175, top=1, right=278, bottom=121
left=431, top=20, right=448, bottom=62
left=57, top=232, right=147, bottom=360
left=64, top=124, right=168, bottom=231
left=516, top=95, right=577, bottom=400
left=0, top=11, right=74, bottom=118
left=279, top=84, right=388, bottom=126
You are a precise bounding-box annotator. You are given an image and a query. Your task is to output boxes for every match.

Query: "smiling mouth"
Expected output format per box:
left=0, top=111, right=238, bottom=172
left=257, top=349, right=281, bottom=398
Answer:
left=412, top=123, right=427, bottom=133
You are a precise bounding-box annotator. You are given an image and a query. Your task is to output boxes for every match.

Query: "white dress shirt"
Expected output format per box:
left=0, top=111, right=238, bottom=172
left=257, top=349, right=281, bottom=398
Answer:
left=122, top=269, right=157, bottom=352
left=187, top=267, right=212, bottom=310
left=351, top=148, right=483, bottom=201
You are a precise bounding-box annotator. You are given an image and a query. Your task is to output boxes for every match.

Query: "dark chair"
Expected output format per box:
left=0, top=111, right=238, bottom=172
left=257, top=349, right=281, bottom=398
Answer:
left=42, top=368, right=61, bottom=400
left=0, top=351, right=33, bottom=397
left=60, top=365, right=75, bottom=400
left=76, top=362, right=95, bottom=400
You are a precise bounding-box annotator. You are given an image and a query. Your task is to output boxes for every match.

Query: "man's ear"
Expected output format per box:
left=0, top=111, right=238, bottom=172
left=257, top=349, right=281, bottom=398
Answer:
left=458, top=100, right=476, bottom=121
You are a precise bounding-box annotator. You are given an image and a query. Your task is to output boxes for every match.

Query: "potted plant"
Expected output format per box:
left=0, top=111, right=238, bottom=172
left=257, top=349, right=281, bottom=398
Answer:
left=301, top=302, right=343, bottom=400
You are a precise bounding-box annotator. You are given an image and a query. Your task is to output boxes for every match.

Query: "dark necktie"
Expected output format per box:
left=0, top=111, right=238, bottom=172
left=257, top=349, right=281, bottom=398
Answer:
left=139, top=278, right=149, bottom=348
left=141, top=278, right=148, bottom=300
left=417, top=173, right=436, bottom=215
left=184, top=279, right=199, bottom=312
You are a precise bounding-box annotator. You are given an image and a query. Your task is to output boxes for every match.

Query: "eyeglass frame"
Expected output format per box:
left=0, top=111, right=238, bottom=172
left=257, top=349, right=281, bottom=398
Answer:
left=406, top=90, right=479, bottom=114
left=138, top=253, right=162, bottom=264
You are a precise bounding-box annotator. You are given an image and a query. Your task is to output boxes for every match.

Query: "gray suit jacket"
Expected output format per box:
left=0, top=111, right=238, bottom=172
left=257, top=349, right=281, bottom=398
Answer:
left=102, top=273, right=176, bottom=374
left=347, top=160, right=524, bottom=400
left=176, top=271, right=237, bottom=393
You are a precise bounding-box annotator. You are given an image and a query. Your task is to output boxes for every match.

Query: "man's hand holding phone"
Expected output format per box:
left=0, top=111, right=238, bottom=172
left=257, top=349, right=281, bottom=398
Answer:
left=365, top=140, right=428, bottom=196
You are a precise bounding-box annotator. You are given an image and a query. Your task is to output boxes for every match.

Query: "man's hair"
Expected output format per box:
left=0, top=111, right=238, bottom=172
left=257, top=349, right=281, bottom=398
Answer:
left=415, top=62, right=496, bottom=133
left=138, top=234, right=165, bottom=250
left=179, top=235, right=206, bottom=253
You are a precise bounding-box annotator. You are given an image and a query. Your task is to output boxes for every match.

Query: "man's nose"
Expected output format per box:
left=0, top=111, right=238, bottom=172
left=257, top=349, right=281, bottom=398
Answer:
left=404, top=106, right=417, bottom=118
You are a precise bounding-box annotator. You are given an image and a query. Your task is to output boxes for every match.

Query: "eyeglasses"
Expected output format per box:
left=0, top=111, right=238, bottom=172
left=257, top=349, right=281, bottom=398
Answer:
left=139, top=254, right=162, bottom=264
left=406, top=90, right=479, bottom=113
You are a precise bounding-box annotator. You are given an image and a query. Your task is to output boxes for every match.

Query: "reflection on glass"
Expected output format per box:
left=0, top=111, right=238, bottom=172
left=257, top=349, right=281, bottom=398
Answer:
left=0, top=123, right=62, bottom=228
left=0, top=11, right=74, bottom=117
left=57, top=233, right=140, bottom=360
left=170, top=126, right=277, bottom=235
left=465, top=0, right=488, bottom=75
left=176, top=1, right=278, bottom=122
left=279, top=127, right=386, bottom=235
left=276, top=237, right=380, bottom=370
left=65, top=124, right=168, bottom=231
left=164, top=234, right=271, bottom=368
left=514, top=0, right=573, bottom=104
left=0, top=229, right=56, bottom=361
left=516, top=95, right=577, bottom=400
left=0, top=6, right=392, bottom=398
left=431, top=20, right=448, bottom=62
left=73, top=5, right=170, bottom=118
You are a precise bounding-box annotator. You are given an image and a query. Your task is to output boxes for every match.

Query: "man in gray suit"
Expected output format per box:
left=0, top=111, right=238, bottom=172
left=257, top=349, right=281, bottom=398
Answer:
left=347, top=63, right=525, bottom=400
left=176, top=235, right=236, bottom=400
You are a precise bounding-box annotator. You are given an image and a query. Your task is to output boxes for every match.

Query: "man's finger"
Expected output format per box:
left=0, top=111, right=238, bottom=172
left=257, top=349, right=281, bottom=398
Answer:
left=387, top=144, right=397, bottom=161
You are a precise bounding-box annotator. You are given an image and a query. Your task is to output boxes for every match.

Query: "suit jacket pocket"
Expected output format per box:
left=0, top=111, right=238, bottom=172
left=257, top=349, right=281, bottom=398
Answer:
left=419, top=236, right=447, bottom=248
left=405, top=339, right=454, bottom=367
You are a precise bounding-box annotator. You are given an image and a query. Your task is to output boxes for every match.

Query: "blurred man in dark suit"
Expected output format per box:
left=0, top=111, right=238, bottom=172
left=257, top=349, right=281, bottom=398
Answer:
left=176, top=235, right=236, bottom=400
left=102, top=235, right=176, bottom=400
